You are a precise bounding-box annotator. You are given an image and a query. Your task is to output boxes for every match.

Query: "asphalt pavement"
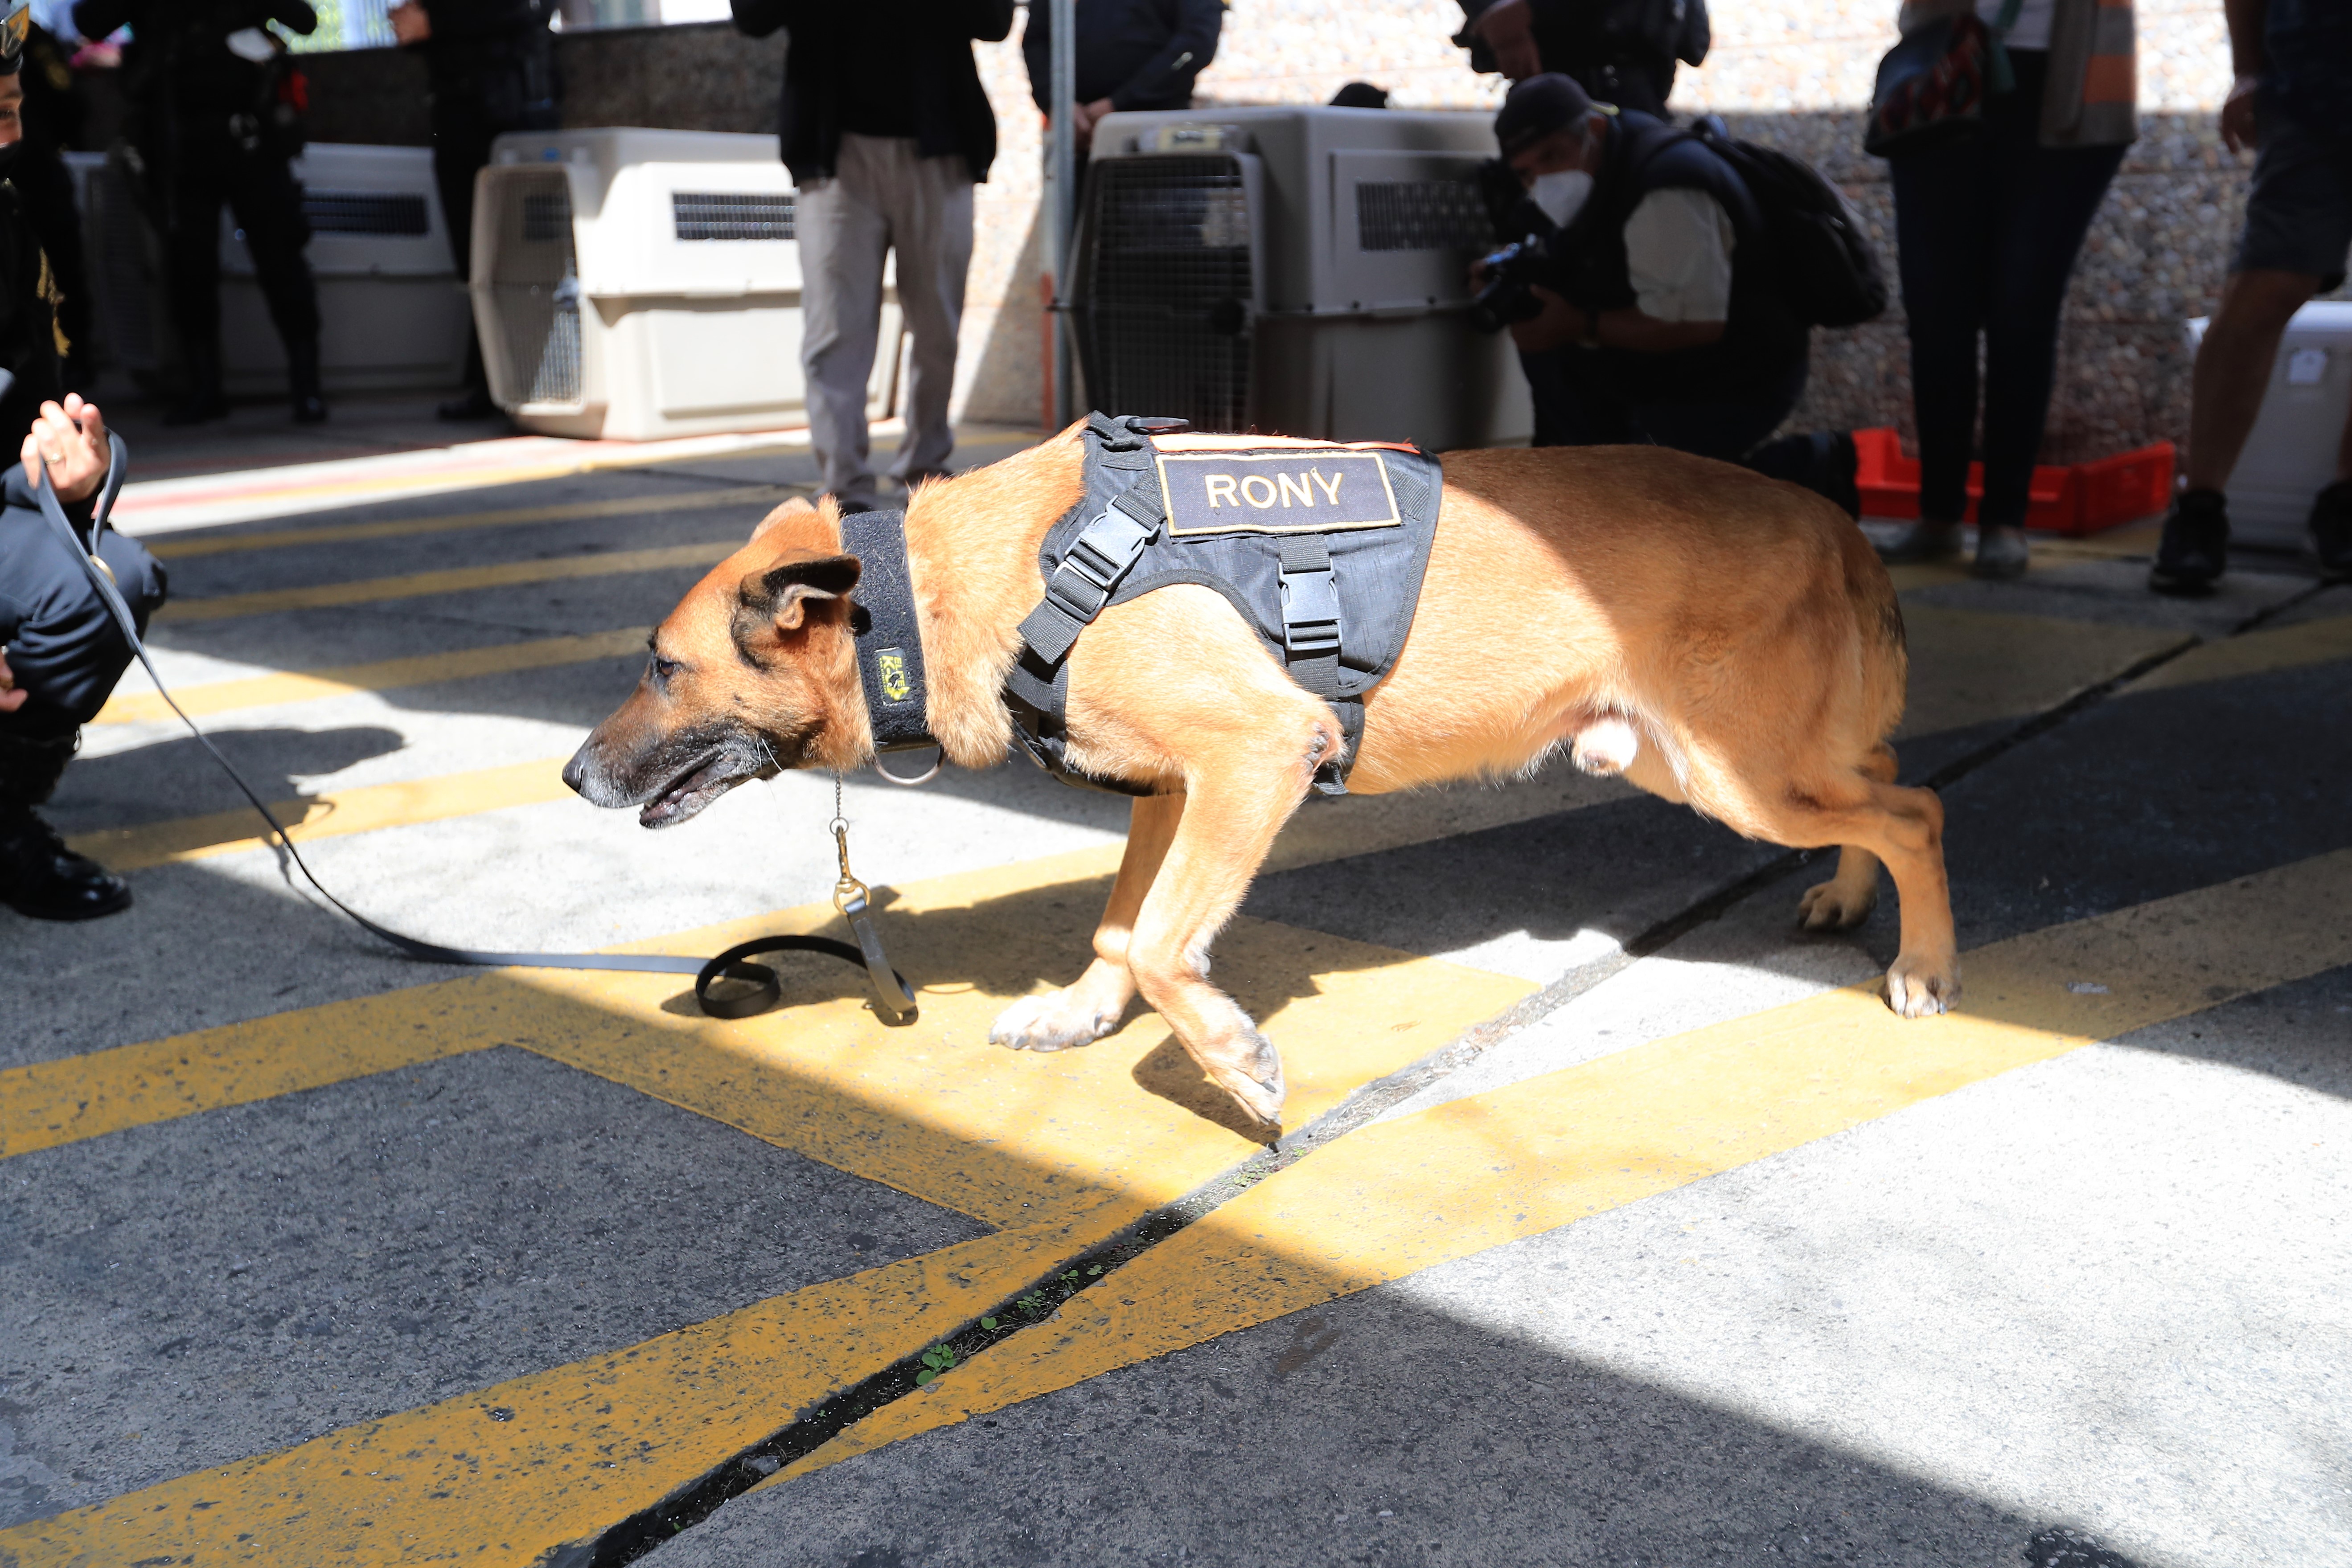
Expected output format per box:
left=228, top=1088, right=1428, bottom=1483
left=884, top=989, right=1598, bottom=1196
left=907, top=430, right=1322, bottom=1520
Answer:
left=0, top=408, right=2345, bottom=1568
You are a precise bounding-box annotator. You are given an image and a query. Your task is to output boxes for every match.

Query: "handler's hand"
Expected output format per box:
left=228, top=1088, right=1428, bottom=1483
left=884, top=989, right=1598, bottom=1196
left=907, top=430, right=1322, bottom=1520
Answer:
left=1508, top=285, right=1586, bottom=353
left=388, top=1, right=430, bottom=45
left=0, top=648, right=25, bottom=713
left=21, top=394, right=111, bottom=505
left=2221, top=72, right=2260, bottom=155
left=1473, top=0, right=1543, bottom=81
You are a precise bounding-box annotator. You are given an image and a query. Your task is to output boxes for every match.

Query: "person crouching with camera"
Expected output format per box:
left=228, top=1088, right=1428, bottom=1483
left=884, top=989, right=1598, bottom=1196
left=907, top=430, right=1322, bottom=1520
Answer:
left=1478, top=73, right=1812, bottom=465
left=0, top=9, right=168, bottom=921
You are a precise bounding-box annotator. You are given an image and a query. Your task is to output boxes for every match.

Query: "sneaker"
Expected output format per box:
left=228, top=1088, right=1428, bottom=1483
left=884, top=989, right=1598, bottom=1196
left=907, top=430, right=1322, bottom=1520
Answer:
left=1972, top=523, right=2029, bottom=579
left=2149, top=488, right=2229, bottom=595
left=2311, top=479, right=2352, bottom=583
left=0, top=808, right=132, bottom=921
left=1875, top=518, right=1963, bottom=563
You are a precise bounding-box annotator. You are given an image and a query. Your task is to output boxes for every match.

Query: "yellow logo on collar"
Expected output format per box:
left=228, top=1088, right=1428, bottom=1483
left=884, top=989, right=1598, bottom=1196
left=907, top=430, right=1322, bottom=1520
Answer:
left=877, top=649, right=913, bottom=704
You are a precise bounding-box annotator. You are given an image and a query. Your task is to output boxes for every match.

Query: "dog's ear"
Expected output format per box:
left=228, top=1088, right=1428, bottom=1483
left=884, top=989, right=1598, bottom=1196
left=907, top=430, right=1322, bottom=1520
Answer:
left=749, top=496, right=820, bottom=543
left=739, top=551, right=862, bottom=633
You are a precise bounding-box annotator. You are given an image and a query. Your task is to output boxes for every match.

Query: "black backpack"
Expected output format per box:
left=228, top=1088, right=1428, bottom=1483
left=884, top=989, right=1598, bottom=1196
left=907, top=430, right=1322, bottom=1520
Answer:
left=1678, top=125, right=1889, bottom=329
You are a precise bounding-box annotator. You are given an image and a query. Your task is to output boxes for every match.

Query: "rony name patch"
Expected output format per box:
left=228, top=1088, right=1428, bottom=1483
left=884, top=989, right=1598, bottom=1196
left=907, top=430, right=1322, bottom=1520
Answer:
left=1157, top=450, right=1402, bottom=536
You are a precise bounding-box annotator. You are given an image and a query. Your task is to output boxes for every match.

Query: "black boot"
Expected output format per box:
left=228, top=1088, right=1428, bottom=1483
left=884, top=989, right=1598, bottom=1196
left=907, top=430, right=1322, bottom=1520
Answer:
left=2310, top=479, right=2352, bottom=583
left=2148, top=487, right=2229, bottom=595
left=438, top=332, right=502, bottom=422
left=0, top=729, right=131, bottom=921
left=288, top=335, right=328, bottom=424
left=163, top=339, right=231, bottom=426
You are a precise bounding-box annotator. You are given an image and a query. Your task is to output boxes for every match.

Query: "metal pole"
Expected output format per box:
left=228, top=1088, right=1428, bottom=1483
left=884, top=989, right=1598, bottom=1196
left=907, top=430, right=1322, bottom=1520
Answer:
left=1047, top=0, right=1076, bottom=428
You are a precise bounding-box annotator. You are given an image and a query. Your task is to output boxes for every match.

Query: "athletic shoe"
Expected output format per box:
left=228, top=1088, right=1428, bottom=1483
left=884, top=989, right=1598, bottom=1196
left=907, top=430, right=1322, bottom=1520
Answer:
left=1875, top=518, right=1963, bottom=563
left=1973, top=523, right=2029, bottom=579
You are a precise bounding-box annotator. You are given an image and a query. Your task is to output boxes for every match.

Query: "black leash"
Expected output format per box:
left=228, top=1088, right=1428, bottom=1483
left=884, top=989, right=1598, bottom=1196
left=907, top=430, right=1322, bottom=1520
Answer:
left=34, top=432, right=918, bottom=1025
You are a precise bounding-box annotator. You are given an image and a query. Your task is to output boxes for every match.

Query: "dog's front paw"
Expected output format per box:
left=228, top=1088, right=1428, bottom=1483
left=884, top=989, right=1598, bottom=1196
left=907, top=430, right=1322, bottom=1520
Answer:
left=989, top=988, right=1125, bottom=1053
left=1885, top=953, right=1960, bottom=1017
left=1797, top=879, right=1876, bottom=931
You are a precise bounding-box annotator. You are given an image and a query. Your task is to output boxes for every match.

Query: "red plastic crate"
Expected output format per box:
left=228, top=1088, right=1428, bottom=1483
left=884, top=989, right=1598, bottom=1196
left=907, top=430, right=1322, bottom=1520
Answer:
left=1850, top=427, right=2174, bottom=536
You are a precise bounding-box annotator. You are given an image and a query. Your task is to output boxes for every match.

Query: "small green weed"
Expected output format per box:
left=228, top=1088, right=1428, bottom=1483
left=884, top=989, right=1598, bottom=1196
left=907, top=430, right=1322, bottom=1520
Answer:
left=914, top=1343, right=956, bottom=1386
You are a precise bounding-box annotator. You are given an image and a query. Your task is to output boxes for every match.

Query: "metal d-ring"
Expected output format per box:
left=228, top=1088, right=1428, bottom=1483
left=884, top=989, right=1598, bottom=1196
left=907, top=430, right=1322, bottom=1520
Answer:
left=873, top=746, right=943, bottom=787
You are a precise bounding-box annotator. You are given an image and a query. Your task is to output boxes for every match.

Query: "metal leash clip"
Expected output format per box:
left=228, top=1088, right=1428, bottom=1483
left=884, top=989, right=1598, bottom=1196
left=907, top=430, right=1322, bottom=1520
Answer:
left=828, top=807, right=921, bottom=1026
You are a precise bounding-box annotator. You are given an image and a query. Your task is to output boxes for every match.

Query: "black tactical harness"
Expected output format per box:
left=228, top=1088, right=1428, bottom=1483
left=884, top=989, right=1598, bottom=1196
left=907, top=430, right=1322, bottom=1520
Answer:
left=835, top=414, right=1446, bottom=798
left=1004, top=413, right=1445, bottom=797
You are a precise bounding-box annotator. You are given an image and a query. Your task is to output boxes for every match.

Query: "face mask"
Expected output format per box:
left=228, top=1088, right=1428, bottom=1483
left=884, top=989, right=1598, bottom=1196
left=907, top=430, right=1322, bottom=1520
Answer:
left=1528, top=168, right=1594, bottom=229
left=0, top=141, right=19, bottom=178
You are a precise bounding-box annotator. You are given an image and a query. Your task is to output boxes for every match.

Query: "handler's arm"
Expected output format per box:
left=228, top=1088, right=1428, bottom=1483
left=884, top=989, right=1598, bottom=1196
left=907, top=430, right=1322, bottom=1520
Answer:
left=1108, top=0, right=1223, bottom=110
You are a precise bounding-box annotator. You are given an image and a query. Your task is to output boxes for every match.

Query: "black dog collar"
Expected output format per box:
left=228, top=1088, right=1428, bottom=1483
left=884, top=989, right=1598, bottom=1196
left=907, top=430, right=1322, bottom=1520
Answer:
left=837, top=507, right=938, bottom=759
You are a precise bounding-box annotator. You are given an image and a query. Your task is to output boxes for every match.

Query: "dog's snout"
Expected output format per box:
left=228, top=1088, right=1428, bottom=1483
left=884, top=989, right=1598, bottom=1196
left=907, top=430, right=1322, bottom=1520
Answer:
left=564, top=732, right=631, bottom=807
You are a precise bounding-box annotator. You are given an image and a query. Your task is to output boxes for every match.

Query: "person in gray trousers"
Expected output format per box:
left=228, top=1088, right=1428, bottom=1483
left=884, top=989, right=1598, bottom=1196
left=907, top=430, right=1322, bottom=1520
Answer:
left=730, top=0, right=1015, bottom=515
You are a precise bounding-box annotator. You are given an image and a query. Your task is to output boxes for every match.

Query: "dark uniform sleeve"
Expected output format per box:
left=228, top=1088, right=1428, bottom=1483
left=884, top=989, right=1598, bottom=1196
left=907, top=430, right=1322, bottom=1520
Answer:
left=0, top=470, right=168, bottom=724
left=1022, top=8, right=1049, bottom=114
left=70, top=0, right=136, bottom=42
left=1109, top=0, right=1220, bottom=110
left=265, top=0, right=319, bottom=37
left=418, top=0, right=550, bottom=43
left=729, top=0, right=796, bottom=40
left=953, top=0, right=1014, bottom=45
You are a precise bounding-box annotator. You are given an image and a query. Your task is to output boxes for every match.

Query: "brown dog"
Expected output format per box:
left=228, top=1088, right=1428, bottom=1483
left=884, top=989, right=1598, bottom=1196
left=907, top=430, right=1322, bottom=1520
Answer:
left=564, top=428, right=1955, bottom=1131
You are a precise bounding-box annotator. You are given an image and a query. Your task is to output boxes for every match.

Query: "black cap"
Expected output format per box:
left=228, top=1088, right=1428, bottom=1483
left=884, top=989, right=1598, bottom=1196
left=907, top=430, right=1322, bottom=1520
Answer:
left=1329, top=81, right=1389, bottom=110
left=1494, top=73, right=1593, bottom=158
left=0, top=2, right=27, bottom=76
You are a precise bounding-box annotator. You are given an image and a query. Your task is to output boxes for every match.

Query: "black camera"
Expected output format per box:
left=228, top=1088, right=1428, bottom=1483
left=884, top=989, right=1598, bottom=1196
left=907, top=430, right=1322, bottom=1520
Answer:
left=1468, top=236, right=1554, bottom=334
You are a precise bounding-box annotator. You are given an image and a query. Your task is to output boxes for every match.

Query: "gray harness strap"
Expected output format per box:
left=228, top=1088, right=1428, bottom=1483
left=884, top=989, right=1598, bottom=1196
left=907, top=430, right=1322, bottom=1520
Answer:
left=1004, top=413, right=1441, bottom=798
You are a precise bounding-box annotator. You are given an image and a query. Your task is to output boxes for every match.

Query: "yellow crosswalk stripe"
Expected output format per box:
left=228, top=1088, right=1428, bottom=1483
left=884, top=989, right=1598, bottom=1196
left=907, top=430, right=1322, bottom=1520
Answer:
left=0, top=872, right=1531, bottom=1565
left=776, top=845, right=2352, bottom=1481
left=1895, top=606, right=2188, bottom=738
left=94, top=625, right=654, bottom=724
left=64, top=757, right=575, bottom=872
left=93, top=628, right=653, bottom=724
left=151, top=540, right=736, bottom=623
left=0, top=1216, right=1098, bottom=1568
left=2128, top=612, right=2352, bottom=692
left=147, top=484, right=794, bottom=559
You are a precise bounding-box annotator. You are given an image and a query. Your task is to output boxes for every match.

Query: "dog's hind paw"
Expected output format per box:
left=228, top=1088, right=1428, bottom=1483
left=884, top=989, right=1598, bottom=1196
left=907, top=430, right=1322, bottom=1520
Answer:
left=989, top=989, right=1124, bottom=1053
left=1798, top=879, right=1876, bottom=931
left=1885, top=954, right=1960, bottom=1018
left=1194, top=1029, right=1286, bottom=1131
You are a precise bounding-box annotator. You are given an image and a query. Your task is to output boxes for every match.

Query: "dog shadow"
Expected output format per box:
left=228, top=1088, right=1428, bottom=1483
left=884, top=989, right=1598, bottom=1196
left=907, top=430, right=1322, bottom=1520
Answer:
left=640, top=873, right=1357, bottom=1144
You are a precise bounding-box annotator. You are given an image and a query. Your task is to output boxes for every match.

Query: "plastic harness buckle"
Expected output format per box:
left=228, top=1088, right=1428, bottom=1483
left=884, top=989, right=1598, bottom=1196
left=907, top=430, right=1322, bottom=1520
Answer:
left=1278, top=564, right=1343, bottom=658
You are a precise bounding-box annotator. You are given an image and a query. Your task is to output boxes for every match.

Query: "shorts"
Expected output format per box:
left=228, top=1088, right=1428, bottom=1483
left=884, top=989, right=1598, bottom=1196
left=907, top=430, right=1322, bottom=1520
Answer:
left=2236, top=107, right=2352, bottom=291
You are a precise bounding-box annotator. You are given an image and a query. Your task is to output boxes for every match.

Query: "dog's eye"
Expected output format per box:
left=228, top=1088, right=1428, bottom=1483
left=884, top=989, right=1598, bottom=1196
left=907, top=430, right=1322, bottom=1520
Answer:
left=650, top=654, right=683, bottom=683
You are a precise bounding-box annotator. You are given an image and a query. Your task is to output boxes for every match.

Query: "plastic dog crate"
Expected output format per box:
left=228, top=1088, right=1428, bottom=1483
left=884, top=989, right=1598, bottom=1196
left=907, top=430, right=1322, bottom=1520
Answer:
left=2187, top=301, right=2352, bottom=550
left=69, top=144, right=471, bottom=396
left=221, top=142, right=472, bottom=395
left=1076, top=106, right=1531, bottom=450
left=472, top=127, right=903, bottom=440
left=1852, top=427, right=2173, bottom=535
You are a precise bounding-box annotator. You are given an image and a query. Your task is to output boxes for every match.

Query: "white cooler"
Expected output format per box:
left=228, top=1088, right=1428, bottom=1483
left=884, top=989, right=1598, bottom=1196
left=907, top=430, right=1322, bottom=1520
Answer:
left=2187, top=300, right=2352, bottom=549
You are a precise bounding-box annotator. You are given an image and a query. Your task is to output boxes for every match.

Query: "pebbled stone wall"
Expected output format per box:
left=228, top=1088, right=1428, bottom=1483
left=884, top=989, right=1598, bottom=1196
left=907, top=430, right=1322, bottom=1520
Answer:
left=285, top=3, right=2338, bottom=452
